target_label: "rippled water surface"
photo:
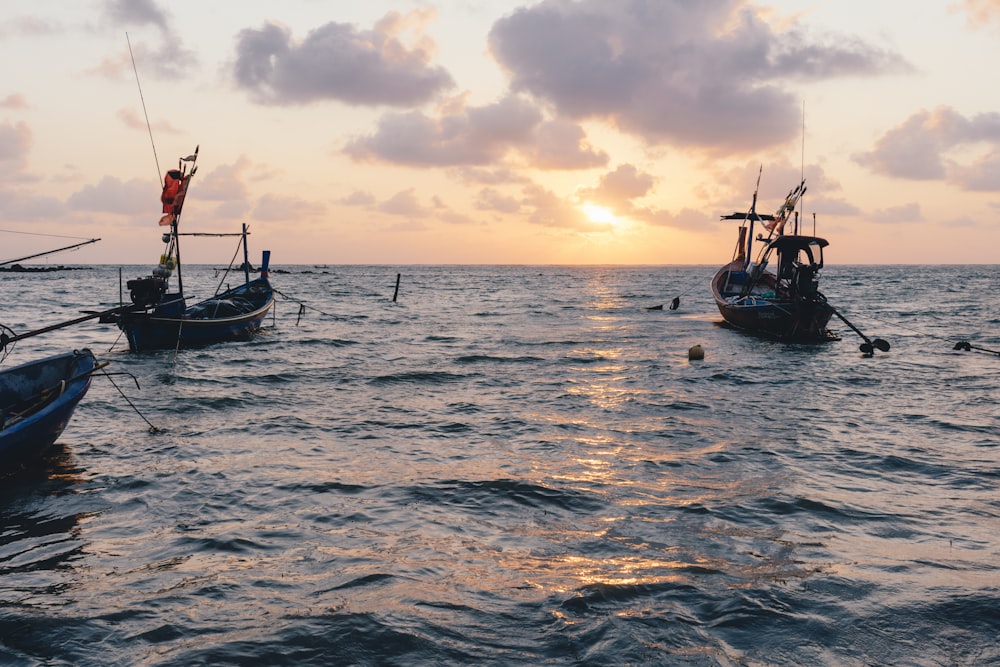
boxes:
[1,264,998,666]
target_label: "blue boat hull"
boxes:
[0,349,96,467]
[118,278,273,351]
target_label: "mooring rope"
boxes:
[841,310,998,357]
[272,287,341,322]
[98,368,160,433]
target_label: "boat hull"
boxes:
[0,349,96,467]
[712,261,834,341]
[118,278,273,352]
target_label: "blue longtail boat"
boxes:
[711,173,836,342]
[0,349,103,467]
[108,147,274,352]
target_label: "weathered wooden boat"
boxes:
[712,176,837,342]
[107,147,274,351]
[0,349,102,467]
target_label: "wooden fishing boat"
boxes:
[712,175,836,342]
[108,147,274,351]
[0,349,101,467]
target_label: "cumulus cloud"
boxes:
[520,183,609,230]
[346,94,607,169]
[577,164,655,207]
[101,0,197,80]
[116,107,181,135]
[0,94,28,110]
[377,188,429,217]
[252,193,326,222]
[0,190,66,222]
[453,166,531,185]
[339,190,377,207]
[233,11,454,106]
[958,0,1000,27]
[0,120,32,168]
[488,0,910,152]
[854,106,1000,191]
[67,175,153,216]
[0,16,63,39]
[475,187,521,214]
[571,164,717,231]
[522,119,608,169]
[106,0,168,30]
[195,156,253,201]
[870,202,923,224]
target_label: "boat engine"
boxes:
[127,276,166,307]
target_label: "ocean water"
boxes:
[0,264,997,666]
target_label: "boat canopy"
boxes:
[766,235,828,252]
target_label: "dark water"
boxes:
[1,264,997,666]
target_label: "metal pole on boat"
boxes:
[242,223,251,285]
[173,220,184,298]
[828,306,890,356]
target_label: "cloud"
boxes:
[233,12,454,106]
[67,175,153,216]
[117,107,181,135]
[102,0,197,80]
[520,183,609,230]
[0,16,63,39]
[340,190,377,207]
[571,164,717,231]
[377,188,429,217]
[346,94,607,169]
[870,202,923,224]
[453,167,531,185]
[0,120,32,168]
[522,119,608,169]
[0,94,28,110]
[0,189,67,222]
[958,0,1000,27]
[106,0,168,30]
[252,193,326,222]
[475,187,521,214]
[854,106,1000,191]
[577,164,655,207]
[630,206,710,230]
[488,0,910,153]
[195,156,253,201]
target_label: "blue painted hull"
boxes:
[118,277,273,351]
[0,349,96,467]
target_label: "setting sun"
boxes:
[581,203,617,225]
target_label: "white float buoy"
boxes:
[688,344,704,361]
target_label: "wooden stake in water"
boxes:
[392,273,401,302]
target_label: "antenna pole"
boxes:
[126,32,161,183]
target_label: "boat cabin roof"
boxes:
[766,235,828,252]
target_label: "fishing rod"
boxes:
[1,238,100,267]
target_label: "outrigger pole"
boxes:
[0,304,134,351]
[0,238,100,267]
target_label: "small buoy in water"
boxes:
[688,344,704,361]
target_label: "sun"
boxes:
[581,203,617,225]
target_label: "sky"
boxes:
[1,0,999,266]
